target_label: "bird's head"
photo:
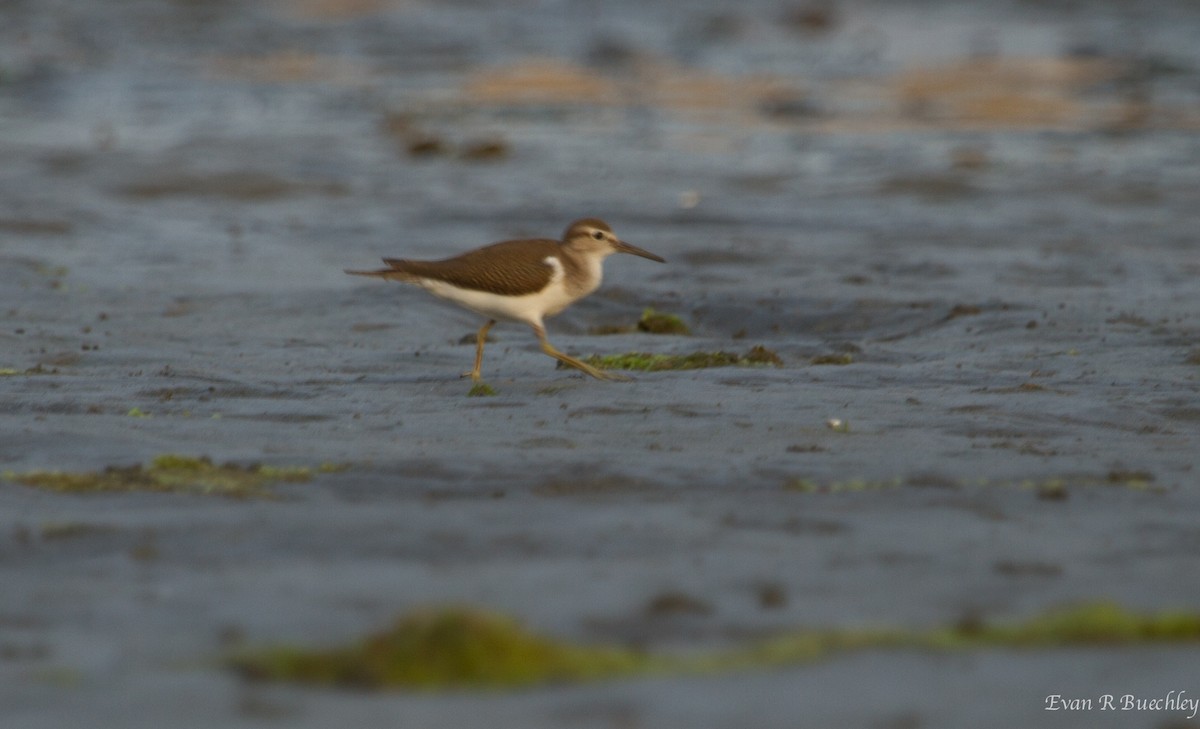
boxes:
[562,218,665,262]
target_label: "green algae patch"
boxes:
[4,454,324,499]
[0,365,61,376]
[589,308,691,336]
[926,602,1200,649]
[810,353,854,366]
[784,477,900,493]
[1011,473,1165,495]
[39,522,115,540]
[825,417,852,433]
[637,308,691,335]
[701,628,908,675]
[467,382,497,397]
[788,474,1168,497]
[231,602,1200,692]
[232,607,651,690]
[585,345,782,372]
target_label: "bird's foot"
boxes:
[592,367,633,382]
[555,357,633,382]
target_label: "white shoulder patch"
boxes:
[542,255,565,283]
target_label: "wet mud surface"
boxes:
[3,0,1200,727]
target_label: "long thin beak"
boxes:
[614,239,666,263]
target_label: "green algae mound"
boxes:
[5,454,344,499]
[232,602,1200,692]
[233,607,649,690]
[585,345,782,372]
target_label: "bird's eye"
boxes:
[592,230,604,240]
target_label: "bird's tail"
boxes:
[344,267,419,282]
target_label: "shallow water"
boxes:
[3,1,1200,727]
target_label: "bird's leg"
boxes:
[533,324,631,382]
[462,319,495,381]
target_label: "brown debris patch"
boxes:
[895,58,1115,127]
[993,561,1063,578]
[275,0,391,21]
[463,58,798,115]
[465,60,623,106]
[782,2,839,34]
[645,592,713,618]
[381,113,509,161]
[426,53,1200,133]
[532,474,658,498]
[458,138,510,162]
[1106,469,1155,485]
[209,51,366,84]
[897,57,1108,124]
[811,55,1200,133]
[0,219,74,236]
[879,175,978,202]
[945,304,983,320]
[637,63,796,113]
[757,583,788,609]
[119,171,348,201]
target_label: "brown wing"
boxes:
[383,239,560,296]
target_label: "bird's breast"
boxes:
[562,253,604,299]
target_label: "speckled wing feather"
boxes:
[382,239,560,296]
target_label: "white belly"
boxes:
[420,277,577,325]
[416,256,591,326]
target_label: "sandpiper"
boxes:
[346,218,665,381]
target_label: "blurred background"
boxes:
[5,0,1199,289]
[4,2,1200,728]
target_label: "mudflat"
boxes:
[3,1,1200,727]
